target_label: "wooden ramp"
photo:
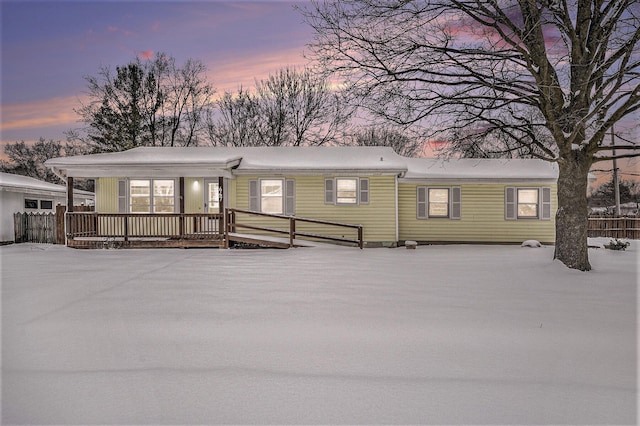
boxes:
[225,209,364,249]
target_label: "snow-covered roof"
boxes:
[0,172,94,197]
[45,146,408,177]
[45,146,559,181]
[45,147,245,178]
[45,147,244,167]
[402,158,559,181]
[232,147,407,174]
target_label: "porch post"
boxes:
[218,176,224,236]
[218,177,224,212]
[66,177,74,213]
[179,177,185,238]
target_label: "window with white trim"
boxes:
[128,179,175,213]
[248,178,295,215]
[336,178,357,204]
[260,179,284,214]
[505,187,551,220]
[517,188,539,218]
[428,188,449,217]
[324,178,369,205]
[417,186,461,219]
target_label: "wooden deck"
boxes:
[66,212,225,249]
[65,209,364,249]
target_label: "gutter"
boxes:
[233,168,408,176]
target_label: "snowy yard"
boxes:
[1,241,637,424]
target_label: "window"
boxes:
[153,180,175,213]
[249,179,295,215]
[40,200,53,210]
[130,180,151,213]
[24,199,38,209]
[128,179,175,213]
[417,186,461,219]
[505,187,551,220]
[260,179,284,214]
[517,189,539,218]
[428,188,449,217]
[336,178,357,204]
[325,178,369,205]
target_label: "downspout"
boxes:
[395,174,399,245]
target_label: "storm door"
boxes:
[204,179,221,213]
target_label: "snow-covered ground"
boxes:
[1,241,637,424]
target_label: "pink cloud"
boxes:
[137,50,154,60]
[151,21,161,32]
[209,47,309,94]
[1,96,82,132]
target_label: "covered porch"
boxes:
[64,174,228,249]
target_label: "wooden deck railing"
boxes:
[588,217,640,240]
[66,212,224,242]
[65,210,364,249]
[226,208,364,249]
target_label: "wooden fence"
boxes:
[14,212,57,244]
[587,217,640,239]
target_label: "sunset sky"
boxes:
[1,1,637,184]
[1,0,312,146]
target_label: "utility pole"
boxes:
[611,126,621,216]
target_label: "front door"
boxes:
[204,179,221,213]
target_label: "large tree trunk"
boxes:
[554,156,592,271]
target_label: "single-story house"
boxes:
[0,172,95,243]
[45,146,558,248]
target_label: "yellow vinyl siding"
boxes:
[96,177,122,213]
[227,179,237,209]
[398,182,557,243]
[185,178,203,213]
[234,175,397,243]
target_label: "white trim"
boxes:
[335,177,359,205]
[259,178,285,215]
[516,187,541,220]
[427,187,451,218]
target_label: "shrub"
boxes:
[604,239,630,251]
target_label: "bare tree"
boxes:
[303,0,640,271]
[1,138,93,189]
[206,88,264,147]
[343,126,425,157]
[207,66,350,146]
[75,53,214,152]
